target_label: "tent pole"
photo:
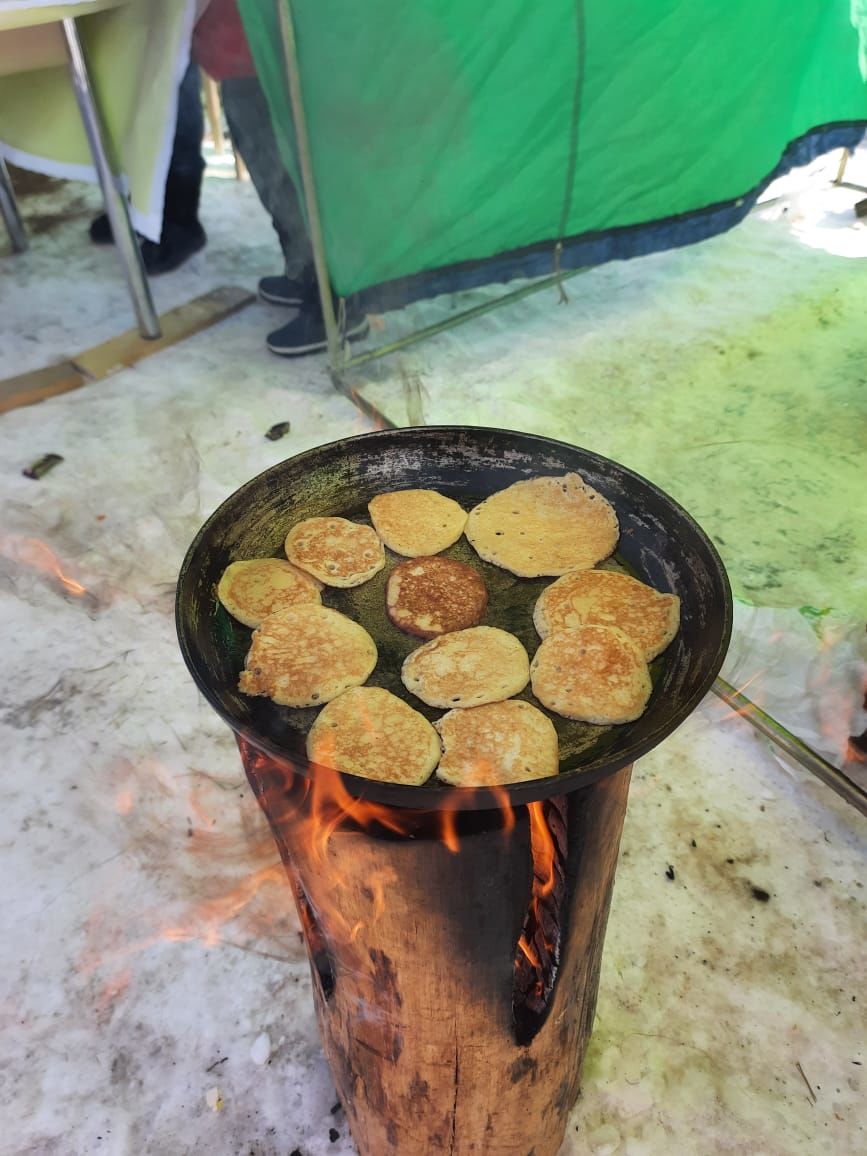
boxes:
[276,0,341,371]
[342,265,588,373]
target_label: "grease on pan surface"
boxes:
[534,568,680,660]
[307,687,440,785]
[435,700,559,786]
[386,556,487,638]
[239,605,377,707]
[466,473,619,577]
[285,516,385,587]
[368,488,467,556]
[217,557,322,628]
[530,624,651,724]
[401,625,530,709]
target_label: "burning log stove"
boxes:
[177,428,731,1156]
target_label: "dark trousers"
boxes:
[221,75,313,278]
[163,61,206,228]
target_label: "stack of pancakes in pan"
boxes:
[217,476,679,788]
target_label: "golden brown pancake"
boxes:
[530,624,651,724]
[465,473,619,577]
[306,687,440,785]
[368,489,467,556]
[238,605,377,707]
[435,700,559,786]
[534,568,680,660]
[401,625,530,708]
[386,556,488,638]
[284,516,385,587]
[217,557,322,628]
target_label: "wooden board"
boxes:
[0,285,254,415]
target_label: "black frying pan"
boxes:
[176,427,732,809]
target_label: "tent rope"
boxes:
[554,0,587,304]
[337,296,347,352]
[553,241,566,304]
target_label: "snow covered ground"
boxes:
[0,140,864,1156]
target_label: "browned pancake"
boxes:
[238,605,377,707]
[217,557,321,628]
[401,625,530,708]
[435,700,559,786]
[284,516,385,587]
[529,624,651,724]
[385,556,488,638]
[306,687,440,786]
[465,473,619,577]
[368,489,467,556]
[533,568,680,660]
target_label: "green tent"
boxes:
[239,1,867,300]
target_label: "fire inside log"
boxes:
[239,737,632,1156]
[513,797,568,1043]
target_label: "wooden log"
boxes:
[241,744,632,1156]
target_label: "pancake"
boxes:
[435,700,559,787]
[217,557,322,628]
[529,624,651,724]
[284,516,385,587]
[534,568,680,660]
[368,489,467,556]
[238,605,377,707]
[386,556,488,638]
[465,473,619,577]
[306,686,440,786]
[401,625,530,709]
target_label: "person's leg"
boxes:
[221,74,313,288]
[139,61,207,273]
[221,74,367,356]
[90,60,207,274]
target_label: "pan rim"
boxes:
[176,425,733,810]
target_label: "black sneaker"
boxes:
[87,214,206,274]
[89,213,113,245]
[266,304,369,357]
[140,220,207,275]
[258,270,315,307]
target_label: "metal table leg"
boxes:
[0,154,28,254]
[60,17,160,339]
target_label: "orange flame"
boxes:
[439,807,460,854]
[285,744,520,866]
[517,935,541,970]
[77,755,302,1016]
[159,864,286,948]
[717,671,765,722]
[490,786,517,836]
[515,801,559,997]
[0,534,87,596]
[346,383,391,433]
[528,802,556,897]
[235,741,525,976]
[114,788,135,816]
